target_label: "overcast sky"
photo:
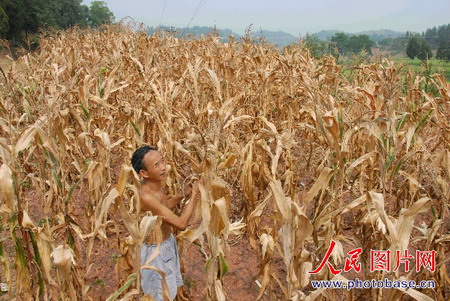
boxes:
[83,0,450,36]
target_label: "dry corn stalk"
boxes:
[0,25,448,300]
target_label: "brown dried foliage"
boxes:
[0,25,448,300]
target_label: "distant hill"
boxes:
[147,26,298,47]
[147,26,406,47]
[314,30,343,41]
[313,29,405,41]
[251,30,298,46]
[147,26,235,40]
[356,29,405,42]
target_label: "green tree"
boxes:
[406,37,421,59]
[437,24,450,42]
[378,37,393,47]
[417,40,433,60]
[55,0,85,28]
[436,40,450,61]
[347,34,375,54]
[330,33,375,56]
[330,32,349,55]
[303,33,328,58]
[0,6,9,38]
[31,0,59,28]
[0,0,115,43]
[87,1,114,28]
[33,0,88,29]
[1,0,39,41]
[79,4,90,27]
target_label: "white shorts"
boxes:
[140,234,183,300]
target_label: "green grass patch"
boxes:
[338,56,450,82]
[391,58,450,81]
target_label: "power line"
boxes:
[158,0,168,29]
[183,0,207,36]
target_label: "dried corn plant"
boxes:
[0,25,448,300]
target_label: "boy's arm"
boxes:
[164,195,184,210]
[164,185,193,209]
[141,194,197,231]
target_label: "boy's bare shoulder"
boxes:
[140,189,168,212]
[141,187,164,202]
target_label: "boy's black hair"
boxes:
[131,145,157,173]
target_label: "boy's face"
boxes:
[140,150,166,182]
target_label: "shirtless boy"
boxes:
[131,145,198,300]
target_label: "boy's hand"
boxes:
[192,181,200,198]
[183,178,199,199]
[183,185,193,198]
